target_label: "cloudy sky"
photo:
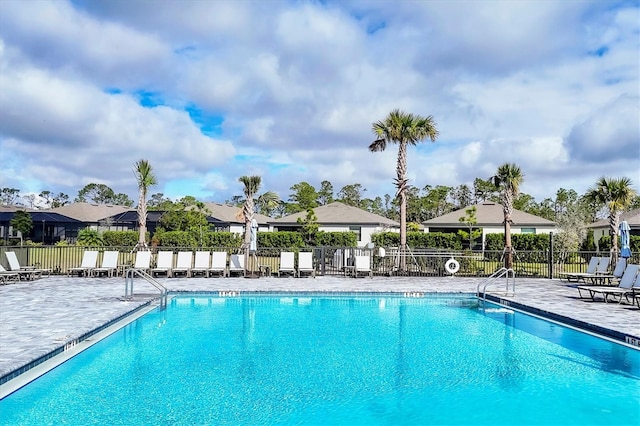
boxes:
[1,0,638,207]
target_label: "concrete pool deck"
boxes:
[1,275,638,385]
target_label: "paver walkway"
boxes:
[1,275,638,382]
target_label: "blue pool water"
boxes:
[1,294,638,425]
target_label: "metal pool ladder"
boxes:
[124,268,168,309]
[477,267,516,302]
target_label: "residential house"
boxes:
[271,202,399,246]
[586,208,640,241]
[0,205,82,244]
[201,203,273,233]
[102,210,227,234]
[50,202,131,231]
[423,201,557,249]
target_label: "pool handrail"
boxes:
[477,267,516,301]
[125,267,168,308]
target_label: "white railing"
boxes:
[477,267,516,301]
[124,268,168,308]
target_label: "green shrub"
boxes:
[598,235,640,253]
[76,228,104,247]
[103,231,139,247]
[155,231,197,248]
[314,231,357,247]
[258,232,304,248]
[204,232,243,249]
[0,238,22,246]
[372,232,462,250]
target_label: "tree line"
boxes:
[3,109,638,269]
[3,177,638,224]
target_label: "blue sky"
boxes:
[0,0,638,207]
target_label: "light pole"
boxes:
[42,220,45,244]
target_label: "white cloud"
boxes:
[0,52,235,197]
[566,94,640,162]
[0,0,638,206]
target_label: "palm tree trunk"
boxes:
[503,193,514,269]
[609,211,619,262]
[504,214,513,269]
[137,188,147,250]
[243,199,255,275]
[396,141,408,271]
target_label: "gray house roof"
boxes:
[423,202,557,227]
[49,202,131,222]
[201,203,272,225]
[272,202,399,227]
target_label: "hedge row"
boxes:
[146,230,357,249]
[371,232,462,250]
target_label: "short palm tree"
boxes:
[491,163,524,269]
[238,175,262,274]
[133,159,157,250]
[584,177,636,260]
[369,109,438,270]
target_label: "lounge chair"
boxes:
[173,252,193,277]
[577,264,639,303]
[298,252,315,278]
[5,251,51,279]
[559,257,603,282]
[586,257,627,285]
[0,265,20,283]
[228,254,245,277]
[92,251,119,277]
[132,251,152,274]
[278,252,296,277]
[354,255,373,278]
[209,251,228,277]
[151,251,174,278]
[68,250,99,277]
[191,251,211,277]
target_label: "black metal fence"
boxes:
[1,245,637,278]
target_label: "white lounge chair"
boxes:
[577,264,639,303]
[151,251,174,278]
[92,251,119,277]
[209,251,228,277]
[229,254,245,277]
[173,252,193,277]
[354,255,373,278]
[132,251,152,274]
[298,252,315,278]
[278,252,296,277]
[559,256,602,282]
[0,265,20,283]
[5,251,51,279]
[191,251,211,277]
[68,250,99,277]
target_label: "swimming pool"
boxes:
[1,294,638,425]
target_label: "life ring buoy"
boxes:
[445,259,460,274]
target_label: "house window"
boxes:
[521,228,536,234]
[349,226,362,241]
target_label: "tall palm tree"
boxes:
[369,109,438,270]
[584,177,636,261]
[491,163,524,269]
[133,159,157,250]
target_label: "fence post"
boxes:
[548,232,554,279]
[319,247,326,276]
